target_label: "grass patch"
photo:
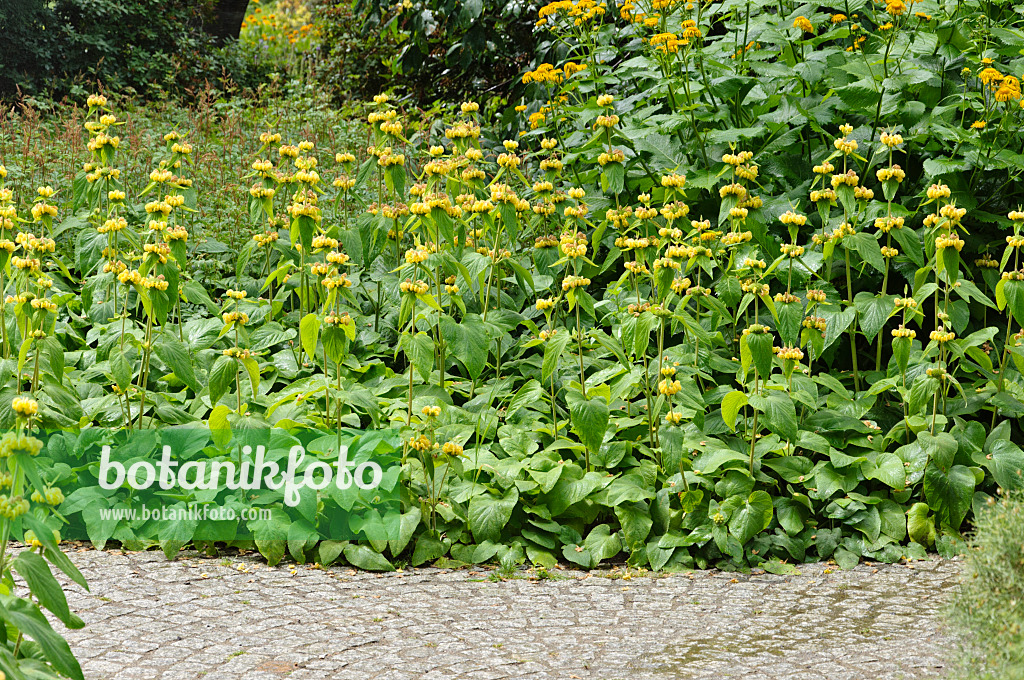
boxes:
[950,492,1024,679]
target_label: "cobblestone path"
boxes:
[52,549,960,680]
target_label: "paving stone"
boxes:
[39,549,960,679]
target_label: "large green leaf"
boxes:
[692,448,748,475]
[919,431,958,471]
[182,280,219,314]
[158,509,197,559]
[317,540,347,567]
[878,499,907,541]
[906,502,935,545]
[544,469,605,515]
[343,544,395,572]
[847,232,885,273]
[774,497,808,535]
[777,300,804,346]
[542,329,573,382]
[43,336,64,385]
[819,306,857,351]
[154,335,201,393]
[241,356,261,397]
[924,463,975,529]
[978,439,1024,491]
[468,486,519,542]
[854,292,896,342]
[562,524,621,568]
[250,510,289,566]
[299,313,321,360]
[13,552,83,629]
[208,355,238,406]
[727,490,773,545]
[1003,279,1024,327]
[721,390,748,431]
[568,392,609,453]
[0,599,84,680]
[862,452,906,489]
[110,351,133,391]
[507,379,546,419]
[633,311,658,357]
[615,502,653,548]
[389,507,422,557]
[400,331,434,383]
[748,391,798,442]
[440,313,490,380]
[743,331,773,379]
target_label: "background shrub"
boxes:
[0,0,63,98]
[317,0,539,103]
[0,0,271,101]
[310,0,400,101]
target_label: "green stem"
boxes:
[845,245,861,391]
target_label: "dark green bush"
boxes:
[951,492,1024,678]
[315,0,539,104]
[310,0,399,101]
[0,0,63,97]
[0,0,271,101]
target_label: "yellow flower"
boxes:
[978,68,1004,85]
[523,63,563,85]
[995,76,1021,102]
[658,379,682,395]
[778,346,805,361]
[880,131,903,147]
[497,153,520,168]
[441,441,463,456]
[11,397,38,418]
[936,233,965,252]
[650,32,683,53]
[563,61,587,77]
[884,0,906,15]
[793,15,814,34]
[779,211,807,226]
[222,311,249,325]
[834,137,858,155]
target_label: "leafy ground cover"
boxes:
[1,0,1024,586]
[7,0,1024,674]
